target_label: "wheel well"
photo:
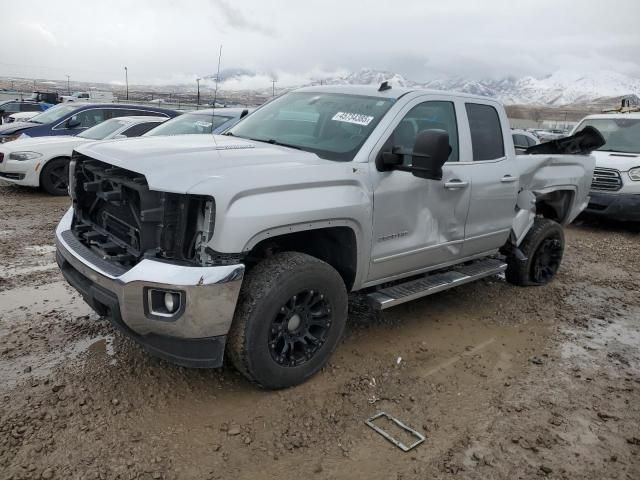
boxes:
[535,190,574,223]
[39,156,70,184]
[245,227,358,290]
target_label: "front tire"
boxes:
[40,158,70,196]
[227,252,348,389]
[505,218,565,286]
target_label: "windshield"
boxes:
[575,118,640,154]
[28,104,76,124]
[145,113,232,136]
[77,118,129,140]
[226,92,394,161]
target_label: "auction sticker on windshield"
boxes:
[332,112,374,126]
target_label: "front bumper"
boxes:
[55,209,245,367]
[0,158,39,186]
[584,192,640,222]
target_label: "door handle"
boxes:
[444,179,469,189]
[500,175,517,183]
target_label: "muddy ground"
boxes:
[1,182,639,480]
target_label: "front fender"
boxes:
[187,170,374,288]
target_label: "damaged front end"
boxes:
[68,153,231,269]
[55,152,246,368]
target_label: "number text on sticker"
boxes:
[332,112,374,126]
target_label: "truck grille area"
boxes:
[591,167,623,191]
[70,154,214,269]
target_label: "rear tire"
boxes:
[505,218,564,286]
[227,252,348,389]
[40,158,70,196]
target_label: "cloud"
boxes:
[20,21,58,45]
[1,0,639,85]
[211,0,275,36]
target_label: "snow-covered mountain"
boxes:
[309,68,640,106]
[430,70,640,106]
[211,67,640,106]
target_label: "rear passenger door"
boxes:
[462,102,519,256]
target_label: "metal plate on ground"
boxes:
[365,412,425,452]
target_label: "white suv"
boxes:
[572,113,640,222]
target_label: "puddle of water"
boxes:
[0,281,87,316]
[87,335,117,366]
[0,334,116,392]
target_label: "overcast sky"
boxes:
[2,0,639,89]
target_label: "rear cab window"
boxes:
[465,103,505,161]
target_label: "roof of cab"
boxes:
[293,84,502,103]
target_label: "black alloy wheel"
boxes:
[41,158,70,196]
[530,235,563,284]
[268,289,332,367]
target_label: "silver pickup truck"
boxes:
[55,84,601,389]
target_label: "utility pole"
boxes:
[33,79,36,91]
[124,66,129,100]
[196,78,201,106]
[271,79,276,97]
[66,75,71,95]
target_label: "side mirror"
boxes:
[410,129,451,180]
[376,129,451,180]
[66,118,81,129]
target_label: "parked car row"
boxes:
[0,103,251,194]
[0,102,178,142]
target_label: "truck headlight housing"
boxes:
[629,167,640,182]
[8,151,43,161]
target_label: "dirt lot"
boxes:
[1,182,639,480]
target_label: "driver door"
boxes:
[367,97,472,283]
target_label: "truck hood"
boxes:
[0,135,86,152]
[0,121,37,135]
[74,134,345,193]
[591,150,640,172]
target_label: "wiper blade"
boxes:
[264,139,303,151]
[235,136,303,151]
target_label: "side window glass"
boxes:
[72,109,106,128]
[4,103,19,113]
[22,104,41,112]
[390,101,459,164]
[513,134,528,148]
[465,103,505,161]
[121,122,157,137]
[108,109,131,119]
[526,136,538,147]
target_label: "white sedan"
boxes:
[0,116,167,195]
[5,111,41,124]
